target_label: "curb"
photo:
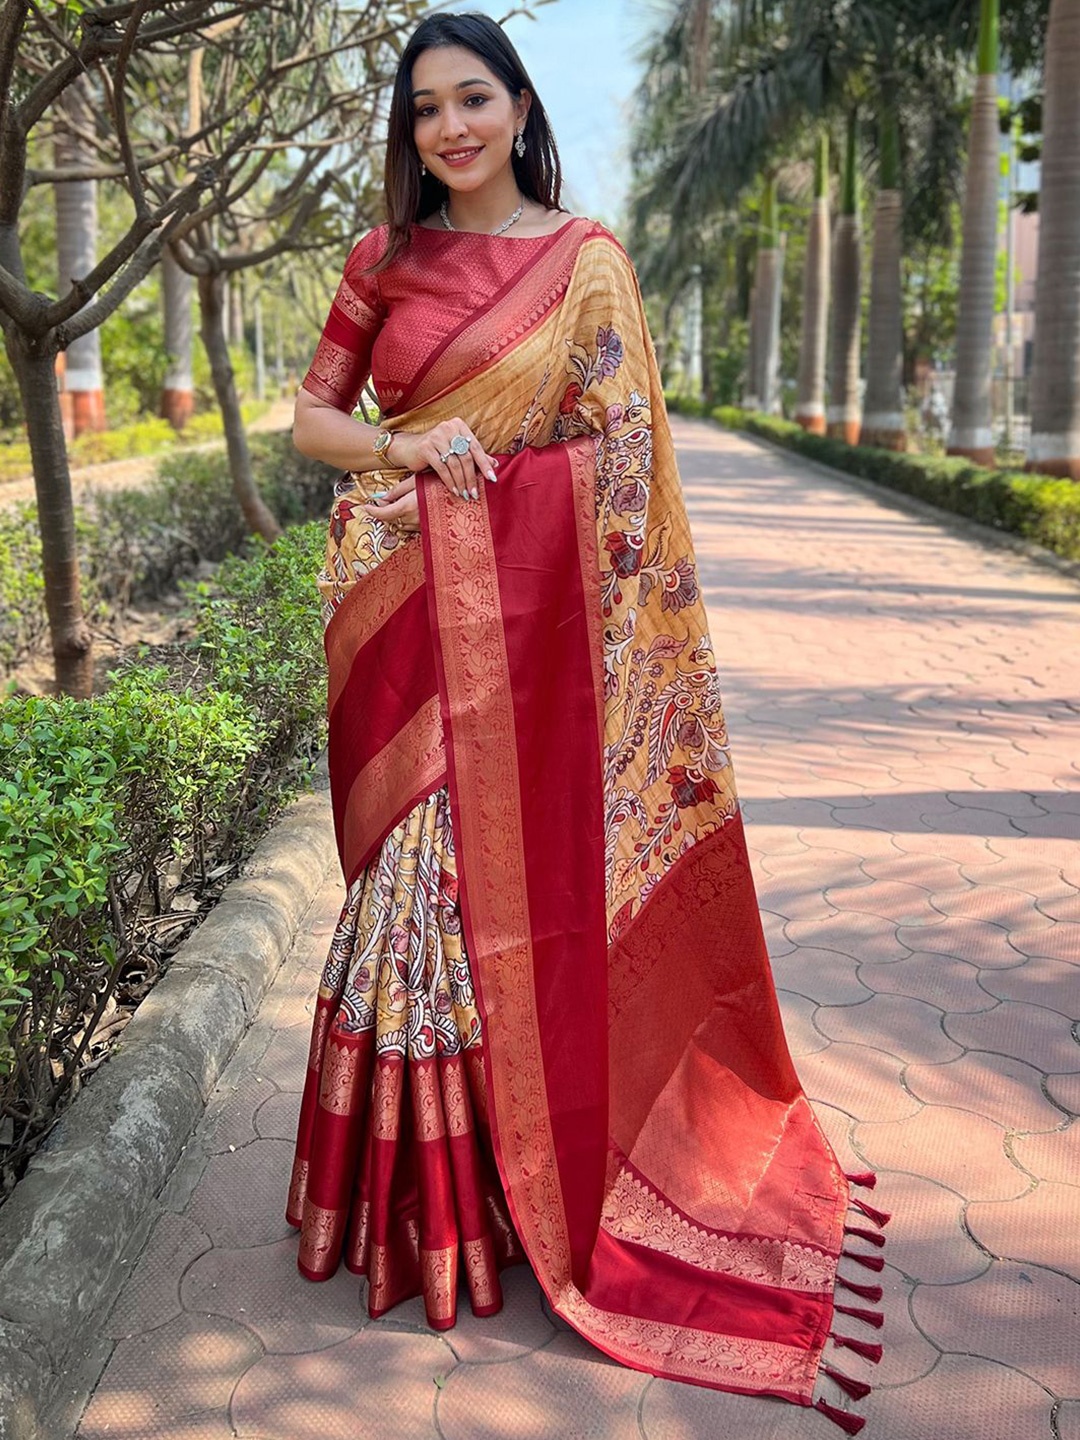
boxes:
[681,414,1080,587]
[0,774,336,1440]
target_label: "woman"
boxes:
[288,13,885,1435]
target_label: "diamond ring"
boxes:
[438,433,471,464]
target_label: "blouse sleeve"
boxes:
[300,229,388,413]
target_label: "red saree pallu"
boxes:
[288,217,887,1433]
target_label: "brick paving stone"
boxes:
[855,1106,1030,1201]
[205,1067,277,1155]
[187,1140,298,1248]
[1046,1072,1080,1116]
[944,1001,1080,1073]
[104,1212,211,1340]
[895,916,1027,969]
[811,1101,863,1174]
[857,950,995,1015]
[863,1352,1053,1440]
[912,1260,1080,1394]
[437,1332,643,1440]
[257,1022,313,1091]
[870,1172,990,1285]
[77,1312,261,1438]
[432,1263,557,1363]
[814,993,962,1064]
[760,907,797,956]
[967,1183,1080,1281]
[784,912,909,965]
[829,1264,939,1390]
[1006,922,1080,966]
[768,946,874,1006]
[1010,1123,1080,1186]
[856,854,971,894]
[979,954,1080,1018]
[640,1375,797,1439]
[794,1042,920,1124]
[254,1088,303,1141]
[904,1052,1069,1133]
[180,1235,366,1353]
[777,990,830,1057]
[233,1327,452,1439]
[825,879,943,929]
[929,884,1052,933]
[1060,1401,1080,1436]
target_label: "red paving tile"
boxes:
[75,418,1080,1439]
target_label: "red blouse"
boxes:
[300,221,582,416]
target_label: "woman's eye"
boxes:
[464,95,487,107]
[415,106,436,119]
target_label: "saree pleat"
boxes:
[288,218,880,1427]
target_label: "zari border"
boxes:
[325,539,426,714]
[420,469,576,1297]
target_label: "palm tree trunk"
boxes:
[54,77,105,437]
[947,0,999,464]
[828,112,862,444]
[198,269,281,541]
[861,88,906,450]
[1027,0,1080,479]
[747,175,782,413]
[7,340,94,694]
[161,247,195,429]
[796,132,830,433]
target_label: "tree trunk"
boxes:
[828,113,862,444]
[8,340,94,695]
[746,176,782,413]
[796,133,830,434]
[197,270,281,541]
[948,0,1000,464]
[743,278,759,408]
[1027,0,1080,479]
[54,77,106,437]
[861,91,906,451]
[161,247,195,429]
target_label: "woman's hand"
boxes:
[389,418,498,501]
[361,473,420,535]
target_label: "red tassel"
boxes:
[838,1276,883,1303]
[816,1397,867,1435]
[836,1303,884,1330]
[844,1224,886,1248]
[831,1332,883,1364]
[845,1171,877,1190]
[842,1248,885,1273]
[852,1197,892,1228]
[823,1365,873,1401]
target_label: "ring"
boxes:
[438,433,471,464]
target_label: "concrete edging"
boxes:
[694,416,1080,587]
[0,775,336,1440]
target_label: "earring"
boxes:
[420,161,427,175]
[514,129,526,158]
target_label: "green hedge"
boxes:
[0,521,327,1191]
[1,431,335,672]
[668,398,1080,564]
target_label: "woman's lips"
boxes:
[439,147,484,168]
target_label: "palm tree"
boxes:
[861,86,906,449]
[1027,0,1080,479]
[795,132,830,433]
[828,112,862,444]
[745,175,783,411]
[54,77,106,437]
[947,0,1000,463]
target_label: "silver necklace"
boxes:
[439,194,524,236]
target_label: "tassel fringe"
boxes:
[845,1171,878,1190]
[842,1248,885,1272]
[816,1397,867,1435]
[822,1365,873,1402]
[838,1276,883,1303]
[831,1331,883,1364]
[851,1197,892,1229]
[835,1303,884,1330]
[844,1224,886,1248]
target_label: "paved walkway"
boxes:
[74,417,1080,1440]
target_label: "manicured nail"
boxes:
[486,470,497,483]
[471,488,480,501]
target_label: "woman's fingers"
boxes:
[469,436,499,484]
[362,492,420,531]
[378,473,417,504]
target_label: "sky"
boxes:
[459,0,658,229]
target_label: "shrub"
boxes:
[674,400,1080,565]
[0,518,328,1193]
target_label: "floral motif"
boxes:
[668,765,719,810]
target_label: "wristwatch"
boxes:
[373,428,396,465]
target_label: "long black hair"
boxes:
[371,11,564,271]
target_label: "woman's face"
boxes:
[410,44,530,194]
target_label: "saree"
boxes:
[287,218,887,1434]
